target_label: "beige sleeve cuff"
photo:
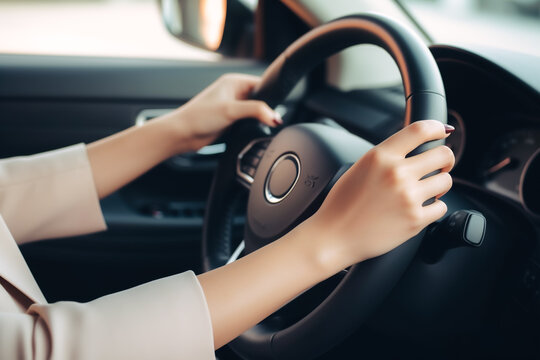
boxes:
[24,271,215,360]
[0,143,106,243]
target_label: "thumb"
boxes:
[227,100,282,127]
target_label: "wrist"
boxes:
[289,216,352,280]
[153,109,197,155]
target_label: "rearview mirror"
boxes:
[160,0,255,56]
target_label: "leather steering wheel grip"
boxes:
[203,13,447,360]
[253,13,446,121]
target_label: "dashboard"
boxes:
[481,128,539,214]
[432,45,540,223]
[446,108,540,216]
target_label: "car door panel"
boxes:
[0,54,264,100]
[0,54,265,301]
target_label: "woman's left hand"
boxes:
[161,73,281,152]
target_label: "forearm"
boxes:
[198,218,343,349]
[87,116,190,199]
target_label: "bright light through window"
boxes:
[0,0,220,61]
[400,0,540,57]
[200,0,227,50]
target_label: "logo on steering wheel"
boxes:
[304,175,319,188]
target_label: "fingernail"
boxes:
[272,112,283,126]
[444,124,455,134]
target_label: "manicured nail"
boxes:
[272,112,283,126]
[444,124,455,134]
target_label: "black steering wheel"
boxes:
[203,13,447,359]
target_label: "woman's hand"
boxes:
[306,120,455,270]
[199,120,455,348]
[161,73,281,152]
[88,73,279,198]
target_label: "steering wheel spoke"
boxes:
[226,240,245,264]
[236,137,272,189]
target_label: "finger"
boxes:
[406,145,455,178]
[223,73,261,85]
[379,120,450,157]
[418,171,453,200]
[422,199,448,225]
[226,100,282,127]
[219,73,261,98]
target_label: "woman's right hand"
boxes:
[199,120,455,349]
[306,120,455,270]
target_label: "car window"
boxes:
[398,0,540,56]
[0,0,220,60]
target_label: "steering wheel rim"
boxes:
[203,13,447,360]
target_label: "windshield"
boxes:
[398,0,540,57]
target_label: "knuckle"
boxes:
[365,149,381,166]
[439,201,449,216]
[221,102,234,120]
[368,148,389,167]
[371,148,383,161]
[409,121,431,136]
[433,201,448,222]
[439,200,448,213]
[440,145,455,162]
[441,172,453,188]
[386,166,407,187]
[400,189,417,209]
[253,102,267,119]
[407,207,424,229]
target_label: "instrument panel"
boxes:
[479,129,540,217]
[445,109,466,165]
[444,109,539,218]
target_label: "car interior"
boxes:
[0,0,539,359]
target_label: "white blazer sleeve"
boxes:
[0,144,106,244]
[0,271,215,360]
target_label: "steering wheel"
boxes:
[203,13,447,359]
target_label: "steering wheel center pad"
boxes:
[245,123,373,251]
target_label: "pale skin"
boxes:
[87,73,455,349]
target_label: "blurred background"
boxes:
[0,0,538,59]
[0,0,219,60]
[401,0,540,56]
